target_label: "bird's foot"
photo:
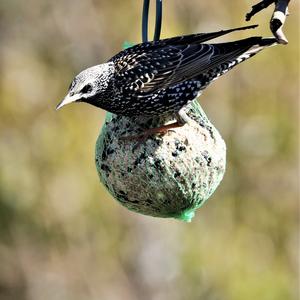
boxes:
[120,121,185,142]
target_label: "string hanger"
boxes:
[142,0,163,42]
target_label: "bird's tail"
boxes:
[159,24,261,46]
[202,37,278,86]
[257,37,278,47]
[233,37,277,63]
[193,24,260,43]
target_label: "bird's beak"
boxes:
[56,94,82,110]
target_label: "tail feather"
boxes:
[158,24,260,46]
[202,37,277,85]
[234,37,277,61]
[257,37,278,47]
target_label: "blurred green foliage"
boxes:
[0,1,299,299]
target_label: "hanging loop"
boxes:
[142,0,162,42]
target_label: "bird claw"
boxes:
[120,120,184,143]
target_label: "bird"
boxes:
[57,24,277,138]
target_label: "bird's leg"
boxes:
[121,108,190,141]
[120,121,184,142]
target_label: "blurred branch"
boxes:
[246,0,290,44]
[270,0,290,44]
[246,0,274,20]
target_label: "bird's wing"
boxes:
[112,36,268,96]
[110,24,259,76]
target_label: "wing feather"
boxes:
[112,37,263,99]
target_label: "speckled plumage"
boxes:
[58,25,277,117]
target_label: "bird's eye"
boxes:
[80,84,93,94]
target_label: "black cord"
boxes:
[142,0,162,42]
[142,0,150,42]
[154,0,162,41]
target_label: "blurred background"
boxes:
[0,0,299,299]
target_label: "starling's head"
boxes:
[56,63,115,110]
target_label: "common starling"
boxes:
[57,25,276,134]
